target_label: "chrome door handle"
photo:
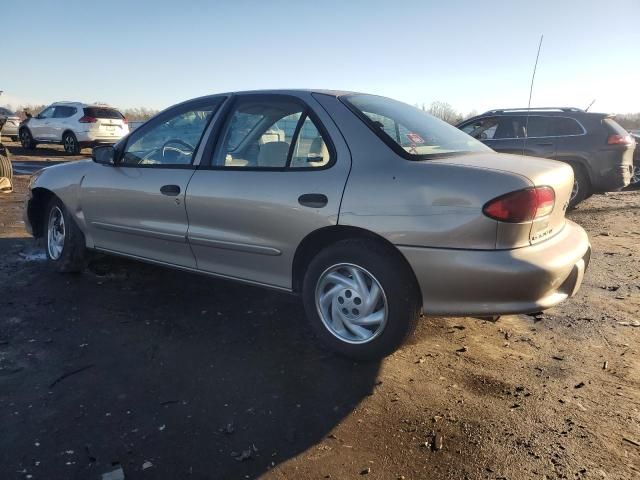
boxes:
[160,184,181,196]
[298,193,328,208]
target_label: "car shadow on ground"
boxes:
[0,239,381,479]
[4,141,90,161]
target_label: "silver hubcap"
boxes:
[64,136,75,152]
[315,263,388,344]
[571,179,579,201]
[21,131,30,146]
[47,206,65,260]
[631,166,640,185]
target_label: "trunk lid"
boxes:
[84,106,129,139]
[431,152,574,246]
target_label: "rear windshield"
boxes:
[84,107,124,119]
[0,107,15,116]
[603,117,628,135]
[343,94,490,159]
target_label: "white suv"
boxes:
[19,102,130,154]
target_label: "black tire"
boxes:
[44,197,86,273]
[0,145,12,181]
[568,164,591,209]
[302,239,421,360]
[62,132,80,155]
[19,128,37,150]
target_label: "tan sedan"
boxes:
[25,90,591,359]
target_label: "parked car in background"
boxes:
[25,90,590,359]
[19,102,129,154]
[0,107,20,141]
[457,108,635,207]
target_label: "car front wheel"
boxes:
[44,197,86,272]
[303,239,421,360]
[630,165,640,188]
[19,129,36,150]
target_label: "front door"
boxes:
[185,94,351,289]
[30,106,55,140]
[80,97,225,267]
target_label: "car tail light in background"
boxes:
[607,134,634,146]
[79,115,97,123]
[483,187,555,223]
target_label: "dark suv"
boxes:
[457,108,635,207]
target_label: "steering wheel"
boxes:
[161,139,195,158]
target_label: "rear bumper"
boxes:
[0,124,19,136]
[399,220,591,317]
[590,147,634,192]
[76,131,126,145]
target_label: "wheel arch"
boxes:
[28,187,57,238]
[292,225,422,301]
[558,156,593,188]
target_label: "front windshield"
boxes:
[343,94,490,158]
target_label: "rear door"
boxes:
[80,97,225,267]
[462,115,556,158]
[185,93,351,289]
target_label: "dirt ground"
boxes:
[0,141,639,480]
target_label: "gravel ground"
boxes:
[0,142,639,479]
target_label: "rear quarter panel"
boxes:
[314,95,531,250]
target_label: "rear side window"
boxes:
[53,106,76,118]
[344,94,490,159]
[547,117,583,136]
[212,96,333,169]
[84,107,124,119]
[0,107,15,116]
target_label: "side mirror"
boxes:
[25,111,32,119]
[92,145,116,165]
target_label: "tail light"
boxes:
[607,134,634,145]
[79,115,97,123]
[483,187,555,223]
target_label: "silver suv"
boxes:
[19,102,129,154]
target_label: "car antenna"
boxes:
[585,99,596,112]
[523,34,544,156]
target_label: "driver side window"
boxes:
[121,101,222,166]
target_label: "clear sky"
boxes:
[2,0,639,114]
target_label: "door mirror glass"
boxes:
[92,145,116,165]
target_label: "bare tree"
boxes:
[427,101,462,125]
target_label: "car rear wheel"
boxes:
[63,132,80,155]
[44,197,86,272]
[302,239,421,360]
[569,165,590,209]
[19,129,36,150]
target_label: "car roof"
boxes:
[459,108,612,126]
[50,101,120,108]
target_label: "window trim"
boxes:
[116,96,226,170]
[460,114,587,141]
[202,93,336,172]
